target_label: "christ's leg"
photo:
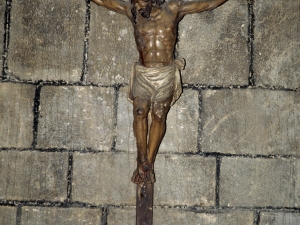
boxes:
[131,97,152,184]
[147,96,173,182]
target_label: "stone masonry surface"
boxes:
[178,0,249,86]
[154,155,216,206]
[153,209,254,225]
[253,0,300,89]
[36,86,115,150]
[107,207,135,225]
[259,212,300,225]
[72,153,215,206]
[0,1,5,73]
[220,157,300,207]
[108,207,254,225]
[0,151,68,201]
[0,83,35,148]
[0,0,299,224]
[201,89,300,155]
[0,206,17,225]
[8,0,86,82]
[87,5,138,85]
[21,207,102,225]
[72,152,136,205]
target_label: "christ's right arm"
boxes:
[91,0,130,15]
[177,0,227,19]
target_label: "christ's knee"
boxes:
[136,108,144,115]
[152,101,170,123]
[133,99,150,119]
[133,105,149,119]
[152,108,167,123]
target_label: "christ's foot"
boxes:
[131,161,156,184]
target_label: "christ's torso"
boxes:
[132,4,178,68]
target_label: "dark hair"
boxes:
[148,0,165,7]
[131,0,165,6]
[131,0,165,23]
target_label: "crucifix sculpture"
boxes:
[91,0,227,223]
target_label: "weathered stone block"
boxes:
[37,86,115,150]
[8,0,85,81]
[107,207,135,225]
[201,89,300,155]
[0,1,5,74]
[254,0,300,89]
[154,209,254,225]
[178,0,249,85]
[0,83,35,148]
[72,153,136,205]
[116,87,199,153]
[115,87,135,152]
[87,4,138,85]
[0,151,68,201]
[154,155,216,206]
[107,208,254,225]
[72,153,215,206]
[259,212,300,225]
[220,157,300,207]
[0,206,17,225]
[21,207,102,225]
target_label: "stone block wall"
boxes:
[0,0,299,224]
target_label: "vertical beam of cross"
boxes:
[136,182,154,225]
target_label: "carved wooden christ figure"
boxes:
[91,0,227,184]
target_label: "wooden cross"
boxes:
[136,183,154,225]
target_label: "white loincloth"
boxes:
[128,58,185,106]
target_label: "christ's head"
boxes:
[131,0,165,19]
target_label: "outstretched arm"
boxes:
[91,0,130,15]
[177,0,227,18]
